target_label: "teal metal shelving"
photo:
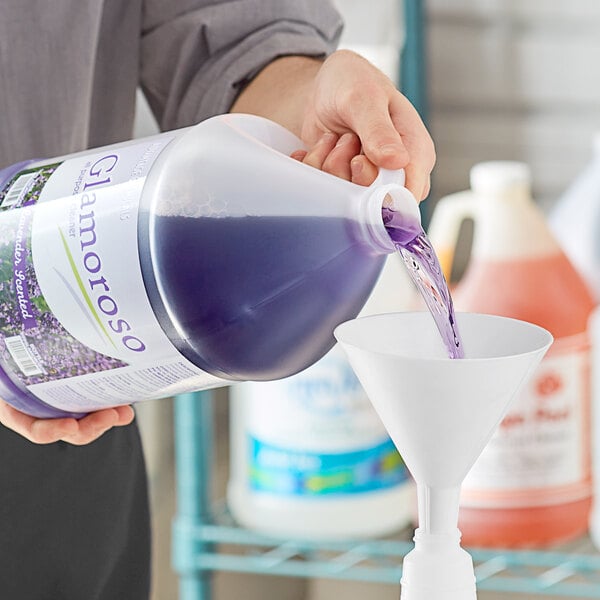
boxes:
[172,392,600,600]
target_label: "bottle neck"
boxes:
[359,185,421,253]
[477,184,530,206]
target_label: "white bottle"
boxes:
[549,132,600,302]
[591,307,600,550]
[550,138,600,550]
[227,255,417,540]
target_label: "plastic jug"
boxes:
[227,255,416,540]
[0,113,419,419]
[428,161,595,548]
[549,132,600,302]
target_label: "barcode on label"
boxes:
[2,172,36,208]
[4,335,44,376]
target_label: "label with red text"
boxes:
[461,334,591,508]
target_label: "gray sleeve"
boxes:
[140,0,343,131]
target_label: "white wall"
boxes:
[427,0,600,209]
[333,0,404,83]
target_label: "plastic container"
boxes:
[428,161,596,548]
[227,255,416,540]
[549,132,600,302]
[0,113,419,419]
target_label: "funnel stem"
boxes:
[417,484,461,535]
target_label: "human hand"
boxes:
[232,50,434,197]
[300,50,435,199]
[291,131,379,187]
[0,399,135,445]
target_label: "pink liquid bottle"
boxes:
[428,161,596,548]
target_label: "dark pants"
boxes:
[0,421,151,600]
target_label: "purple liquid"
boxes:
[383,207,464,359]
[140,215,386,380]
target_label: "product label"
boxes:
[249,436,406,496]
[240,346,410,496]
[0,140,224,411]
[462,334,591,508]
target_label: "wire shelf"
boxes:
[173,392,600,600]
[172,502,600,598]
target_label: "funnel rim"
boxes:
[334,311,553,363]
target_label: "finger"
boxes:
[290,149,307,161]
[60,408,122,446]
[0,399,133,445]
[342,93,410,170]
[301,132,338,170]
[114,405,135,426]
[67,406,134,444]
[400,154,434,201]
[350,155,379,186]
[28,417,81,444]
[422,177,432,200]
[390,99,436,200]
[409,171,432,202]
[362,121,410,170]
[0,400,78,444]
[321,133,361,181]
[24,419,79,445]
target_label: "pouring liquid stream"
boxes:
[382,206,464,359]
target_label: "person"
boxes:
[0,1,435,598]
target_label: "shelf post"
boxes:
[172,391,215,600]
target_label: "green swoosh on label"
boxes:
[58,228,117,350]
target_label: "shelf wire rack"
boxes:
[172,392,600,599]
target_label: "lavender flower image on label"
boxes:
[0,141,224,415]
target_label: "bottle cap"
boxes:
[470,161,532,195]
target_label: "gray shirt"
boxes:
[0,0,342,167]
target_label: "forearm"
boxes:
[230,55,323,138]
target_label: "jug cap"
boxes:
[470,161,532,196]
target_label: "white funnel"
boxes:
[335,312,552,600]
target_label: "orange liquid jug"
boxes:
[428,161,595,548]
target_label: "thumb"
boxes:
[347,99,410,169]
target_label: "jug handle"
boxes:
[372,167,407,188]
[427,191,476,281]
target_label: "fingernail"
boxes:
[351,158,363,176]
[336,133,354,147]
[379,144,401,157]
[290,150,306,161]
[320,132,337,144]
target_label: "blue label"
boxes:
[248,436,409,496]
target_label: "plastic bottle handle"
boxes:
[427,191,477,280]
[373,167,407,187]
